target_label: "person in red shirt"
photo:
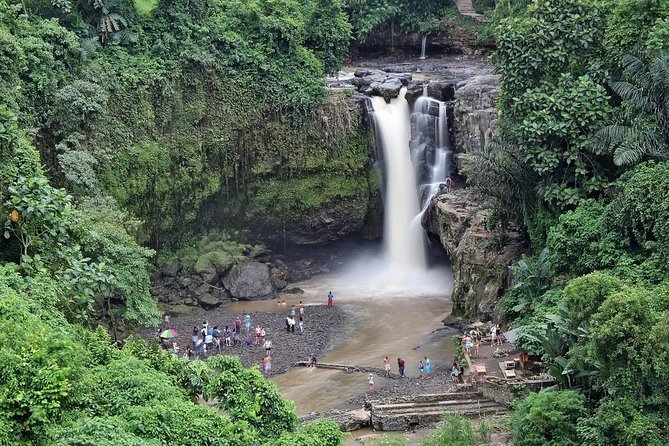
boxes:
[397,357,405,377]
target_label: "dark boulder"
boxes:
[222,262,275,300]
[198,292,224,309]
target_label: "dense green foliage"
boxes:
[465,0,669,444]
[344,0,454,39]
[1,107,160,328]
[0,0,377,248]
[510,391,587,446]
[0,272,343,445]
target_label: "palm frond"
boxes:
[597,55,669,166]
[610,81,658,114]
[622,54,651,90]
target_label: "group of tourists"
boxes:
[370,355,432,390]
[451,362,465,383]
[158,314,275,361]
[490,323,503,346]
[156,293,327,378]
[463,327,483,357]
[284,301,305,334]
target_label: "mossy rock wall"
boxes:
[71,64,376,248]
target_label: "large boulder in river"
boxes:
[423,189,525,321]
[223,262,275,300]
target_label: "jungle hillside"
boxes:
[2,0,669,445]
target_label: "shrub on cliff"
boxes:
[510,390,587,446]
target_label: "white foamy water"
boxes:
[370,90,427,270]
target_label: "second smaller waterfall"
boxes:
[411,95,452,209]
[419,35,428,60]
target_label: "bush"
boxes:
[420,414,474,446]
[510,390,587,446]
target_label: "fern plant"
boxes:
[595,55,669,166]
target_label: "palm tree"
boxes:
[460,138,539,226]
[595,55,669,166]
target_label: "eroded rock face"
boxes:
[423,190,525,321]
[222,262,276,300]
[454,74,500,169]
[286,197,370,245]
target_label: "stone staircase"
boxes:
[368,391,508,431]
[456,0,488,22]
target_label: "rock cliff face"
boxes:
[423,190,524,322]
[453,74,500,163]
[423,72,524,322]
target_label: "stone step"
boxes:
[372,404,509,431]
[369,391,509,431]
[373,400,503,415]
[375,404,508,419]
[369,391,482,406]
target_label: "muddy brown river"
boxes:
[226,263,455,416]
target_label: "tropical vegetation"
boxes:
[3,0,669,443]
[461,0,669,444]
[0,0,458,444]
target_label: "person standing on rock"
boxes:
[263,338,272,354]
[244,314,252,333]
[288,315,295,333]
[383,356,391,377]
[397,357,405,377]
[204,329,214,351]
[254,325,262,345]
[299,316,304,334]
[224,326,232,346]
[368,373,375,392]
[418,360,425,380]
[327,291,334,308]
[234,316,242,334]
[451,362,460,383]
[299,301,304,316]
[424,356,431,379]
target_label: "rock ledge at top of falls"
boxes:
[349,69,412,101]
[423,189,525,322]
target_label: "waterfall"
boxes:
[369,90,427,269]
[335,87,453,296]
[419,35,427,60]
[411,95,452,210]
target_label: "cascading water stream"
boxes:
[331,87,451,294]
[419,35,428,60]
[369,90,427,269]
[411,94,452,212]
[368,87,453,273]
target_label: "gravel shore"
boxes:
[165,304,349,374]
